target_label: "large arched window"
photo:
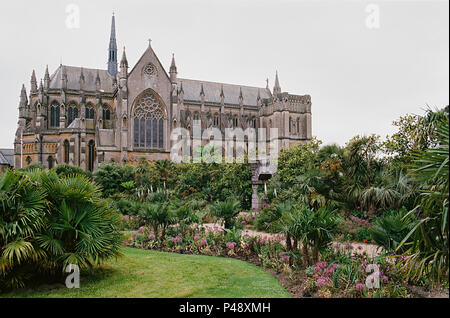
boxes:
[64,140,70,164]
[48,156,54,169]
[102,105,112,129]
[67,104,78,126]
[85,105,95,119]
[88,140,95,172]
[50,103,60,128]
[133,90,166,149]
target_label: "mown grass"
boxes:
[2,247,290,298]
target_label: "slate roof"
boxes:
[0,149,14,166]
[177,78,272,107]
[49,65,115,93]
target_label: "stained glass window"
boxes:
[133,91,165,149]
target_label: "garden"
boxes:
[0,106,448,298]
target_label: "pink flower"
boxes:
[280,255,289,262]
[355,283,365,291]
[199,239,207,246]
[148,233,155,240]
[132,233,137,239]
[313,266,322,275]
[138,226,145,233]
[241,221,246,225]
[316,276,331,287]
[226,242,237,249]
[194,234,201,240]
[251,215,255,219]
[316,261,327,269]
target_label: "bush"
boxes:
[54,164,92,179]
[369,207,418,254]
[0,170,122,290]
[93,162,134,197]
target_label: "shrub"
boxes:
[369,207,418,254]
[93,162,134,197]
[209,199,241,230]
[54,164,92,179]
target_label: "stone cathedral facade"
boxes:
[14,15,312,171]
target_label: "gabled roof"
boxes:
[0,149,14,166]
[49,65,115,93]
[177,78,271,107]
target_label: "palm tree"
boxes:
[139,202,175,240]
[272,201,296,251]
[398,113,449,284]
[209,199,241,230]
[0,170,46,288]
[38,172,123,271]
[154,160,174,190]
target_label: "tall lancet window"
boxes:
[67,104,78,126]
[49,103,60,128]
[133,90,166,149]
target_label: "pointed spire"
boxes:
[273,70,281,95]
[39,79,44,93]
[220,84,225,98]
[30,70,37,93]
[169,53,177,82]
[108,13,118,76]
[179,81,184,94]
[120,47,128,80]
[95,69,101,91]
[239,87,243,100]
[266,78,269,90]
[200,83,205,96]
[44,65,50,89]
[19,84,28,108]
[79,67,85,89]
[257,89,261,100]
[120,46,128,67]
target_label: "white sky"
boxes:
[0,0,448,148]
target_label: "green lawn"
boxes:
[2,247,290,298]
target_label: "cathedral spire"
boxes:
[273,70,281,95]
[120,46,128,79]
[44,65,50,89]
[30,70,37,93]
[19,84,28,108]
[95,69,101,91]
[79,67,85,89]
[169,53,177,82]
[107,13,118,77]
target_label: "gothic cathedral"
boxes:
[14,15,312,171]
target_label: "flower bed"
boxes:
[122,223,415,298]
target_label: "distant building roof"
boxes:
[50,65,115,93]
[176,78,272,107]
[0,149,14,166]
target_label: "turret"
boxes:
[30,70,37,93]
[273,71,281,95]
[44,65,50,90]
[19,84,28,110]
[169,53,177,82]
[79,67,85,90]
[120,46,128,79]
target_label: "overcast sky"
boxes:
[0,0,448,148]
